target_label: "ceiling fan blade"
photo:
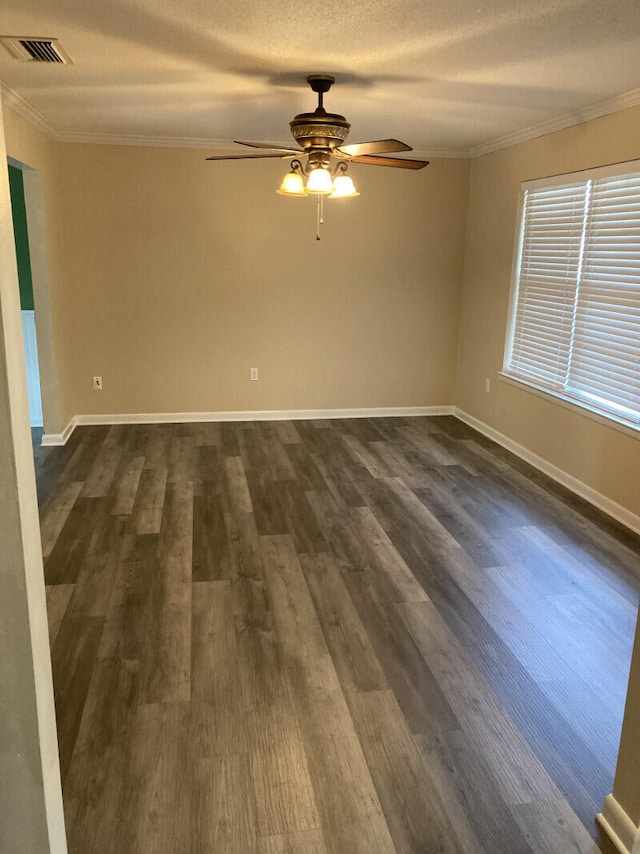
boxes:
[234,140,302,153]
[350,154,430,170]
[205,152,292,160]
[337,139,412,157]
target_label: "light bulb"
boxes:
[306,168,333,194]
[277,171,307,196]
[329,174,359,198]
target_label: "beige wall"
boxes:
[52,144,468,416]
[456,105,640,518]
[3,109,469,424]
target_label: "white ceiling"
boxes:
[2,0,640,156]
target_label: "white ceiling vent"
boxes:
[0,37,72,64]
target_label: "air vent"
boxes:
[0,37,72,64]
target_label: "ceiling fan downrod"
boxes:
[289,75,351,152]
[307,73,335,112]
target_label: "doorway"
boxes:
[8,162,44,433]
[7,156,63,444]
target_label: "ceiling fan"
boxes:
[206,74,428,237]
[207,73,428,170]
[207,74,429,181]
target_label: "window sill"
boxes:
[497,372,640,441]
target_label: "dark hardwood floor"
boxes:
[34,415,640,853]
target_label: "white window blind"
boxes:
[505,164,640,428]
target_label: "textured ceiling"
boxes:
[2,0,640,155]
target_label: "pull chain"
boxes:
[316,194,325,241]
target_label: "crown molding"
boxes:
[469,86,640,158]
[0,82,58,138]
[410,146,472,159]
[53,133,469,159]
[55,130,241,149]
[3,80,640,161]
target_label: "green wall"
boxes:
[8,164,34,311]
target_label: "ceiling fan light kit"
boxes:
[329,171,359,198]
[207,74,428,238]
[305,167,334,195]
[277,164,307,196]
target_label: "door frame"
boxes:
[8,155,63,442]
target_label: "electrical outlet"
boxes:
[484,378,491,393]
[250,368,259,381]
[93,376,103,390]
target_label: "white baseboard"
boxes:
[454,408,640,537]
[41,433,64,446]
[41,418,75,447]
[597,794,640,853]
[56,406,454,444]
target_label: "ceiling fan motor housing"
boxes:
[289,74,350,151]
[289,110,351,151]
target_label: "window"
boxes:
[504,161,640,429]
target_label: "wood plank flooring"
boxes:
[34,416,640,854]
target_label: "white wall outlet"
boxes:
[93,376,103,390]
[484,378,491,393]
[250,368,259,381]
